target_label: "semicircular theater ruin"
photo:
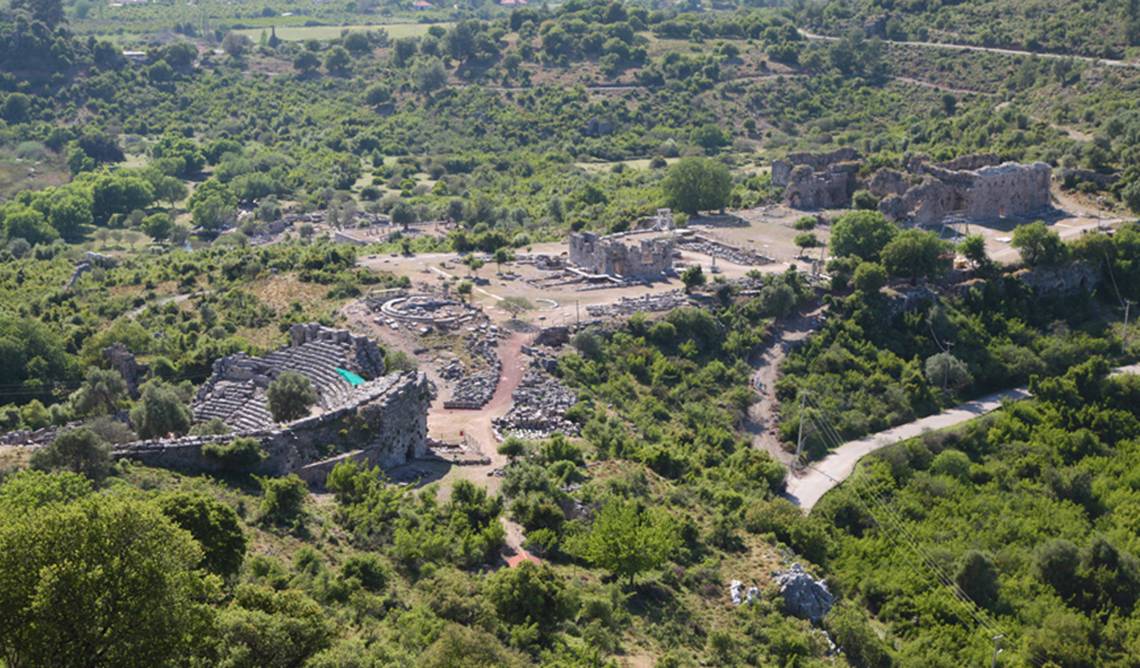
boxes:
[114,324,432,482]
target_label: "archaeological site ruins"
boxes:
[772,149,1053,225]
[568,230,675,280]
[113,324,432,480]
[771,148,861,210]
[875,154,1052,225]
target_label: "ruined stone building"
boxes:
[568,231,675,280]
[874,155,1052,225]
[114,324,432,480]
[771,148,861,209]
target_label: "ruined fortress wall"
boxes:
[965,162,1052,219]
[783,162,859,209]
[771,148,859,187]
[880,159,1052,224]
[114,371,431,477]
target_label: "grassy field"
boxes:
[234,22,451,42]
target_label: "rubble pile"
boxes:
[493,356,578,440]
[586,290,689,317]
[443,324,502,409]
[729,580,761,606]
[677,236,773,266]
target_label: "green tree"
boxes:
[794,232,821,256]
[419,624,525,668]
[500,296,532,318]
[324,46,351,74]
[824,602,892,668]
[497,436,527,461]
[958,233,989,270]
[222,32,252,58]
[567,499,679,585]
[364,82,391,106]
[87,171,155,225]
[142,212,174,240]
[192,195,235,235]
[0,470,92,511]
[1036,538,1081,602]
[0,495,217,667]
[830,211,898,261]
[215,584,332,666]
[29,428,112,484]
[70,366,128,416]
[130,379,192,439]
[293,50,320,75]
[456,280,473,302]
[2,204,57,245]
[157,492,247,579]
[1012,221,1068,266]
[266,371,317,422]
[924,352,973,391]
[493,246,514,272]
[852,261,887,293]
[881,229,950,284]
[415,57,448,94]
[662,157,732,215]
[954,550,999,609]
[43,188,93,241]
[485,561,571,629]
[681,264,706,292]
[258,474,308,527]
[690,123,728,154]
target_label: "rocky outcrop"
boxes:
[104,343,145,398]
[775,563,834,622]
[1015,262,1100,297]
[782,162,859,210]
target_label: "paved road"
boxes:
[786,364,1140,512]
[798,29,1140,70]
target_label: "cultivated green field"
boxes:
[234,22,451,42]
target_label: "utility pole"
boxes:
[575,299,580,328]
[1124,299,1134,349]
[991,634,1004,668]
[793,393,807,470]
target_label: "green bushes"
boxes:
[266,371,318,423]
[202,437,267,470]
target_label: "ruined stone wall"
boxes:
[568,231,674,279]
[771,148,860,187]
[965,162,1052,219]
[114,371,431,477]
[879,158,1052,224]
[783,162,859,209]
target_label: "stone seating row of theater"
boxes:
[192,324,386,431]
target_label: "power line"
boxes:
[798,398,1027,661]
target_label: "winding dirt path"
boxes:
[428,330,533,553]
[745,304,827,467]
[798,29,1140,69]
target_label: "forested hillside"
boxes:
[0,0,1138,666]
